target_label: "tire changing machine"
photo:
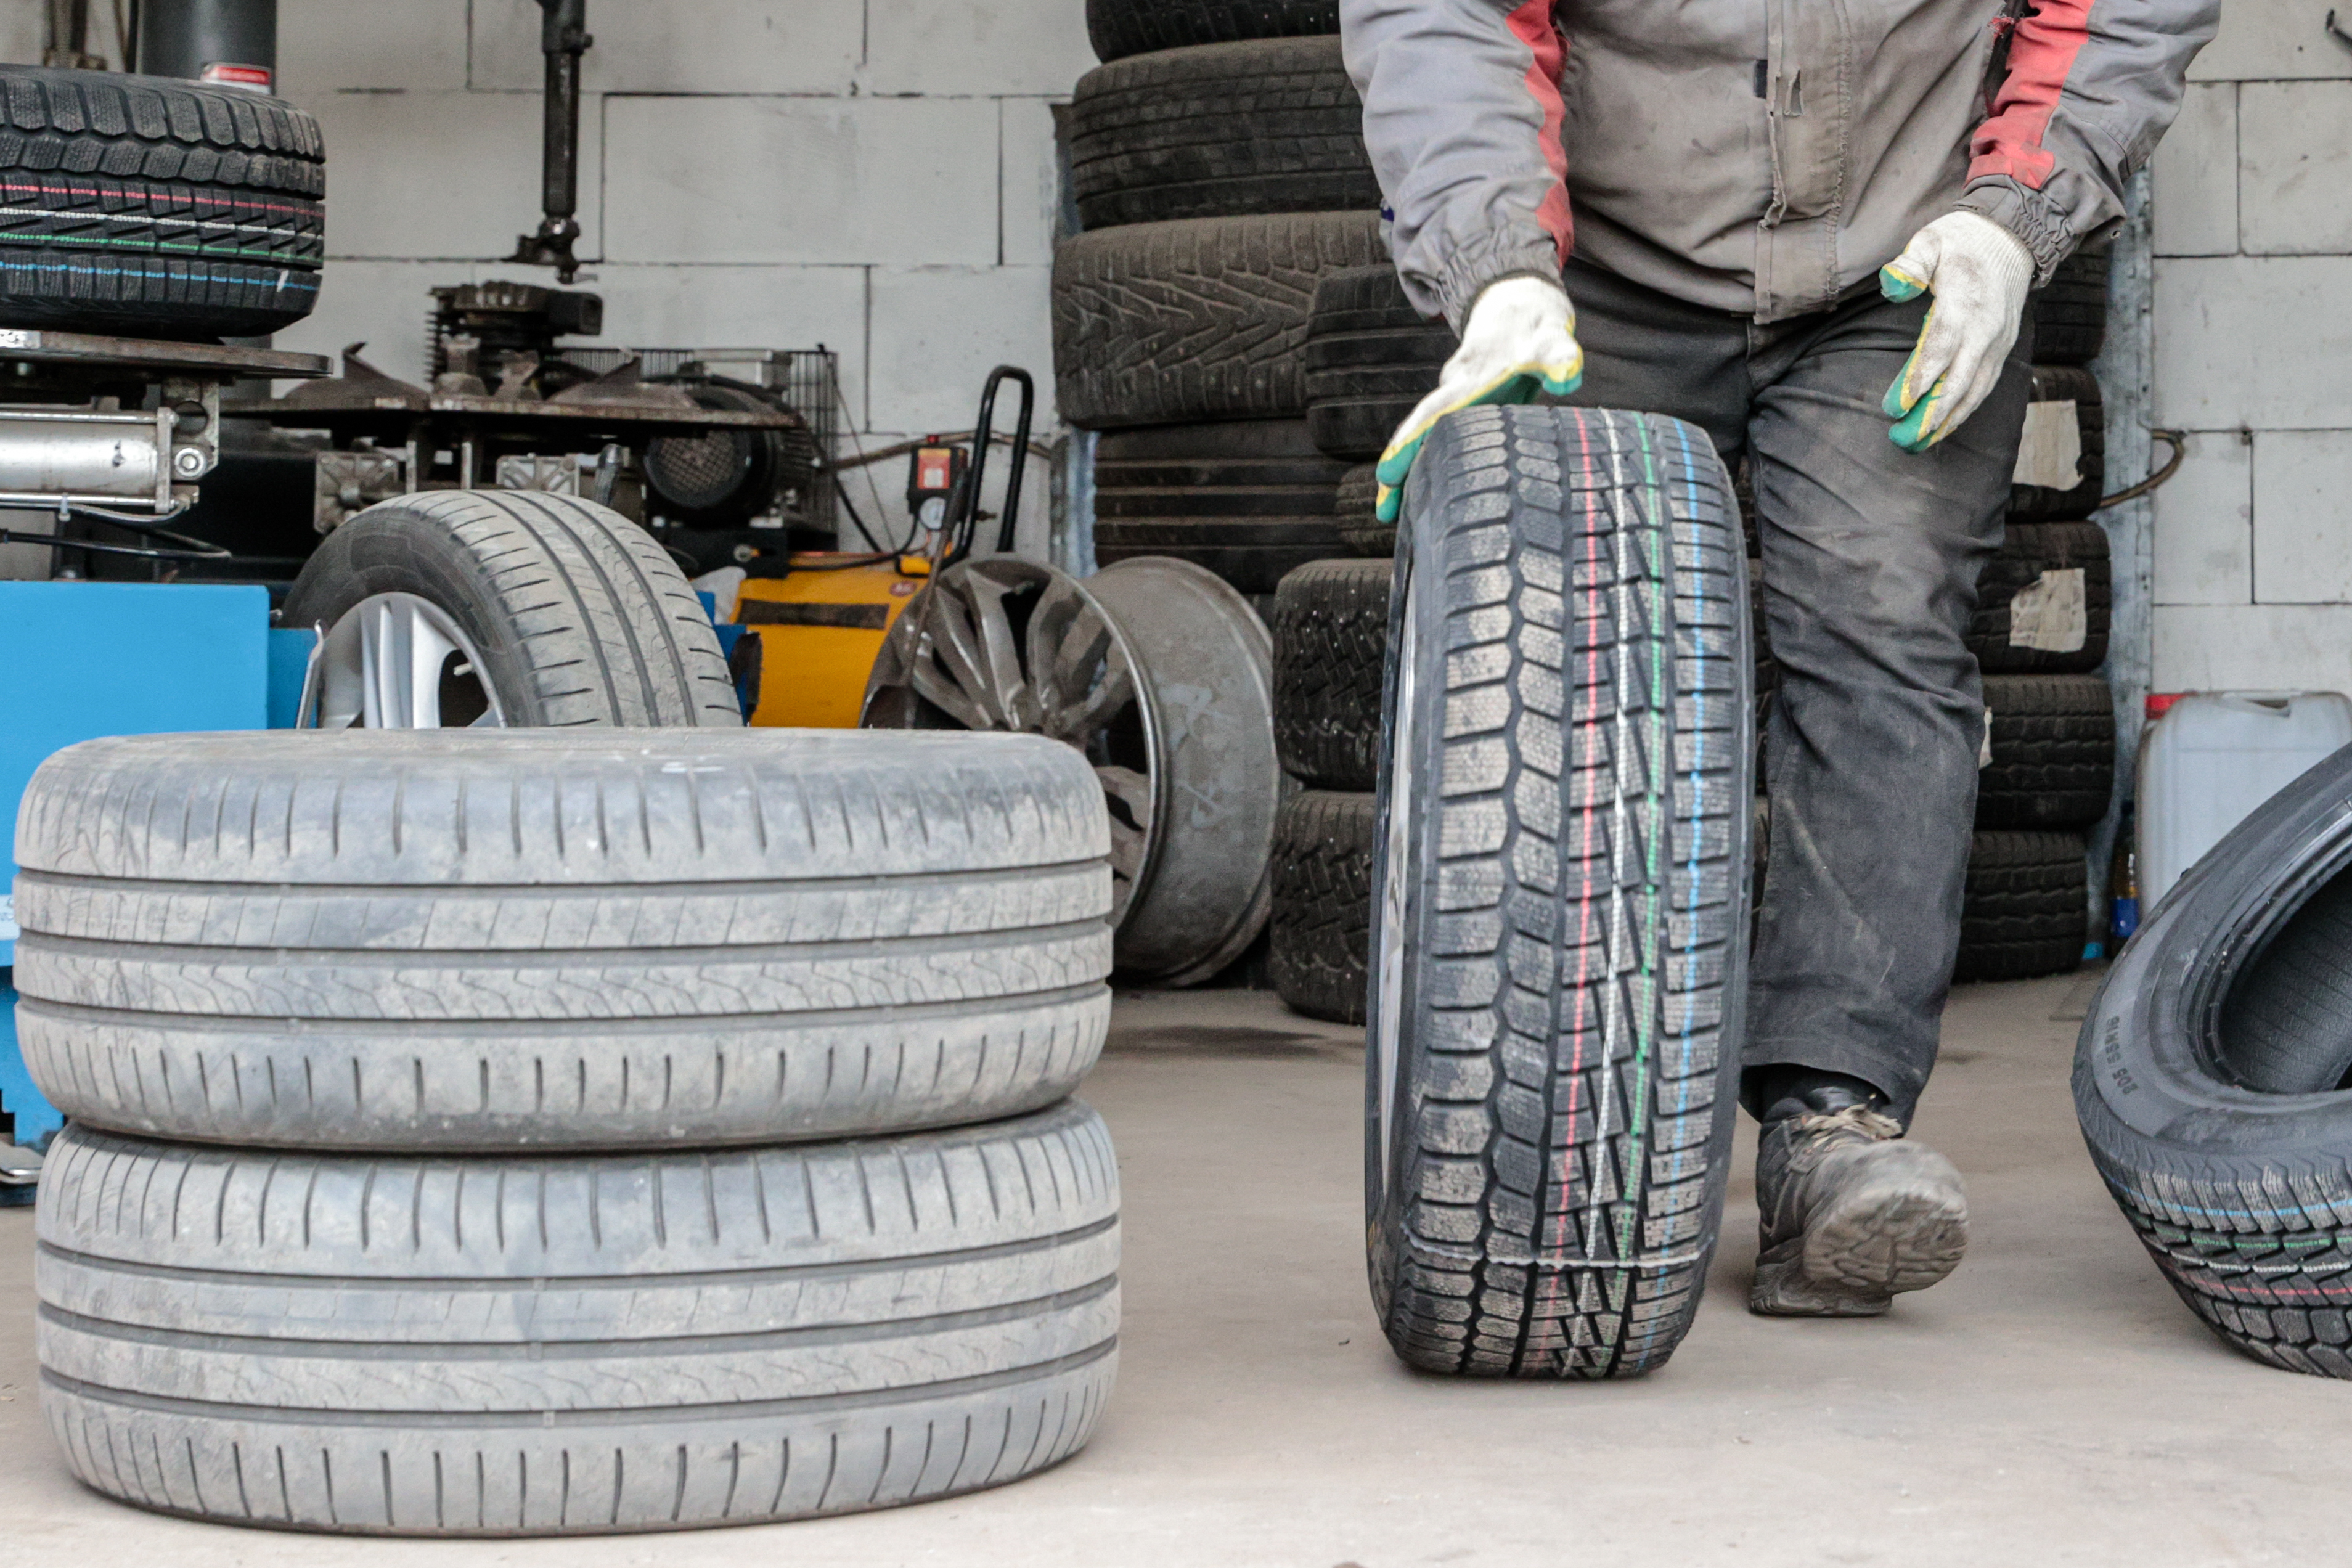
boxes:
[0,329,334,1182]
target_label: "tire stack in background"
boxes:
[12,730,1121,1535]
[1059,0,1412,597]
[1956,251,2117,980]
[1267,557,1390,1022]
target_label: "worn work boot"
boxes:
[1750,1085,1968,1317]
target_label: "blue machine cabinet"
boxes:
[0,582,287,1148]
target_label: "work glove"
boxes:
[1879,211,2035,452]
[1374,275,1583,523]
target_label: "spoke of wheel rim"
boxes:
[963,568,1038,731]
[922,586,1003,727]
[1105,814,1148,891]
[910,629,994,730]
[1046,651,1134,747]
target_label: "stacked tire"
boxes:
[1954,259,2119,981]
[12,730,1121,1535]
[1058,1,1393,592]
[1267,557,1390,1021]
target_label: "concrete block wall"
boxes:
[2149,4,2352,693]
[269,0,1094,553]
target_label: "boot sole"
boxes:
[1750,1149,1968,1317]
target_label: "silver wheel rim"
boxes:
[862,558,1161,923]
[1374,596,1415,1186]
[301,592,508,730]
[863,555,1277,983]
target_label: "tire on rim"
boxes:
[2075,744,2352,1376]
[282,489,741,729]
[1367,405,1754,1378]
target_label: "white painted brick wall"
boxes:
[2154,4,2352,695]
[261,0,1083,550]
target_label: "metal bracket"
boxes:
[2329,9,2352,50]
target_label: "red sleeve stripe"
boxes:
[1506,0,1575,262]
[1969,0,2096,189]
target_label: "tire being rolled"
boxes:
[36,1103,1119,1533]
[2076,743,2352,1376]
[1367,405,1754,1378]
[11,729,1113,1149]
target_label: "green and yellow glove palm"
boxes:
[1879,211,2036,453]
[1374,276,1584,523]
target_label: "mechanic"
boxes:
[1344,0,2215,1317]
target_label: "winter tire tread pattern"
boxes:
[1270,790,1374,1024]
[1972,520,2111,675]
[1977,673,2116,830]
[1955,829,2085,982]
[0,65,324,337]
[1069,38,1375,228]
[1369,405,1754,1379]
[2075,747,2352,1378]
[1053,212,1384,430]
[1085,0,1338,62]
[1271,555,1389,789]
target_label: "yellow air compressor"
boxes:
[733,554,929,727]
[731,366,1034,727]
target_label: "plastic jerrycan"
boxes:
[2138,691,2352,910]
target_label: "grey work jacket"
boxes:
[1342,0,2220,329]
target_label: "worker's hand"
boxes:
[1374,276,1583,523]
[1879,211,2035,452]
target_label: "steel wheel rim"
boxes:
[1374,594,1416,1187]
[862,558,1163,925]
[301,592,508,730]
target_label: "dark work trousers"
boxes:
[1558,255,2033,1125]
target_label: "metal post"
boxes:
[136,0,276,89]
[508,0,591,284]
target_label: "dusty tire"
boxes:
[1068,39,1373,228]
[1052,211,1384,429]
[1085,0,1337,60]
[1954,830,2085,982]
[2011,365,2105,521]
[1092,419,1350,592]
[1977,674,2116,830]
[283,490,742,729]
[2073,745,2352,1375]
[1334,463,1392,555]
[1270,790,1374,1024]
[1303,265,1452,460]
[11,730,1113,1149]
[2031,247,2109,367]
[1971,520,2111,676]
[1270,555,1388,789]
[0,65,324,338]
[36,1102,1119,1533]
[1368,406,1754,1377]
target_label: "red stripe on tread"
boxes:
[1969,0,2096,190]
[1506,0,1574,263]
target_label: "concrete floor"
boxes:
[0,975,2345,1564]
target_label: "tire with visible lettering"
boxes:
[1366,405,1754,1378]
[2075,743,2352,1376]
[36,1102,1120,1533]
